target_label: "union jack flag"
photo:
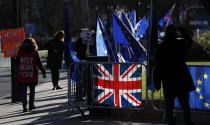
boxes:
[93,63,144,108]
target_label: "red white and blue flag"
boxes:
[93,63,143,108]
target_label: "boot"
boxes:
[56,85,62,90]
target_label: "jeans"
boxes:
[21,85,35,109]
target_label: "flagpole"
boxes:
[146,0,152,98]
[136,0,141,21]
[175,1,180,26]
[84,0,91,28]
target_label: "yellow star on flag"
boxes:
[196,87,201,93]
[203,73,208,79]
[197,79,202,85]
[98,30,102,34]
[204,102,210,108]
[199,95,203,100]
[105,50,108,54]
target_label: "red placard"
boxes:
[1,28,25,57]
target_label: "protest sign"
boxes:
[1,28,25,57]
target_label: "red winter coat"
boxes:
[17,46,46,85]
[17,50,39,84]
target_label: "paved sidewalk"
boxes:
[0,70,162,125]
[0,70,70,125]
[0,70,209,125]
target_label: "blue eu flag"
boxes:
[112,11,132,62]
[128,10,136,28]
[112,11,147,62]
[96,17,108,57]
[104,13,119,62]
[112,12,129,46]
[96,16,116,62]
[158,11,172,27]
[120,12,135,34]
[158,4,176,28]
[64,0,80,84]
[64,0,79,63]
[134,16,149,40]
[175,66,210,110]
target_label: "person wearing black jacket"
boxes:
[16,38,46,112]
[47,30,64,90]
[74,36,87,60]
[74,31,96,60]
[154,25,195,125]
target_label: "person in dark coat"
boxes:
[74,31,96,60]
[16,38,46,112]
[74,36,87,60]
[89,32,96,56]
[47,30,64,90]
[154,24,195,125]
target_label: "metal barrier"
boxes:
[151,65,165,112]
[68,62,147,117]
[67,62,89,116]
[68,62,210,121]
[150,64,210,120]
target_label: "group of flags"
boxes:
[96,4,177,63]
[95,10,147,62]
[64,0,176,68]
[63,0,210,110]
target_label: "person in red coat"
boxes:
[16,38,46,112]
